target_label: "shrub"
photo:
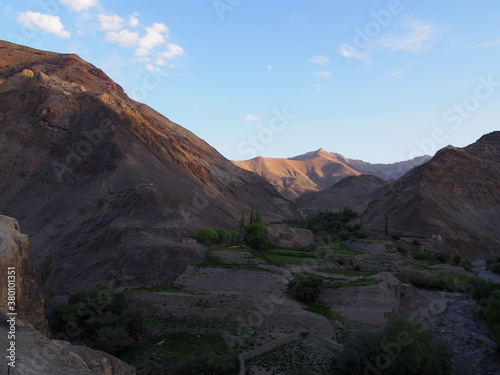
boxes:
[197,227,218,245]
[479,290,500,343]
[288,274,324,302]
[355,225,371,238]
[215,228,231,244]
[333,316,452,375]
[413,250,436,261]
[50,284,144,356]
[245,223,268,250]
[173,347,237,375]
[412,239,422,246]
[397,242,409,255]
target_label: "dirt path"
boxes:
[472,260,500,284]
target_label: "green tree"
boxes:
[385,206,390,236]
[245,223,268,250]
[254,209,262,224]
[215,228,231,244]
[238,209,246,238]
[288,274,324,302]
[249,208,255,225]
[197,227,218,245]
[481,290,500,343]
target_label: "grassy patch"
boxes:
[266,254,324,264]
[325,248,363,256]
[317,268,376,277]
[304,303,337,321]
[325,279,380,288]
[403,271,472,292]
[197,253,273,273]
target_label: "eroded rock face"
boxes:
[267,224,314,249]
[0,215,48,334]
[0,310,135,375]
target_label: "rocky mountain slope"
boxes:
[0,215,134,374]
[296,174,390,213]
[233,149,429,200]
[364,132,500,259]
[0,40,300,297]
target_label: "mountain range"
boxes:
[233,149,430,201]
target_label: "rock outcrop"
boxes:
[0,215,48,334]
[0,40,300,298]
[364,132,500,259]
[267,225,314,249]
[0,310,135,375]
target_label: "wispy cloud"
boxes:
[59,0,100,12]
[98,14,123,30]
[129,14,140,27]
[337,45,369,61]
[308,55,330,66]
[266,65,272,71]
[241,114,261,121]
[378,22,443,53]
[17,11,71,38]
[386,69,406,79]
[314,71,331,78]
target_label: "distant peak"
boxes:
[289,148,339,161]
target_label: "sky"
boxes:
[1,0,499,163]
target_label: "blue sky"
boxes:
[1,0,499,163]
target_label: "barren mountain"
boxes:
[233,149,429,200]
[364,132,500,259]
[296,174,390,213]
[0,40,300,297]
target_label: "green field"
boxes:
[326,279,380,288]
[317,268,377,277]
[265,254,324,264]
[325,248,363,256]
[369,258,393,264]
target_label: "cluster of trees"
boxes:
[197,208,269,250]
[285,208,370,241]
[50,284,144,356]
[333,316,452,375]
[472,277,500,344]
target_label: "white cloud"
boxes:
[162,43,184,59]
[146,64,162,72]
[98,14,123,30]
[337,45,369,60]
[308,55,330,66]
[17,11,71,38]
[136,22,169,56]
[241,114,261,121]
[475,39,500,49]
[105,29,139,47]
[314,71,331,78]
[59,0,99,12]
[129,15,139,27]
[378,22,442,53]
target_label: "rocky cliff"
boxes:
[364,132,500,259]
[0,215,48,334]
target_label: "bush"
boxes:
[215,228,231,244]
[288,274,324,302]
[397,242,409,256]
[173,348,237,375]
[333,316,452,375]
[488,262,500,275]
[412,239,422,246]
[197,227,218,245]
[479,290,500,343]
[50,284,144,356]
[355,225,371,238]
[245,223,268,250]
